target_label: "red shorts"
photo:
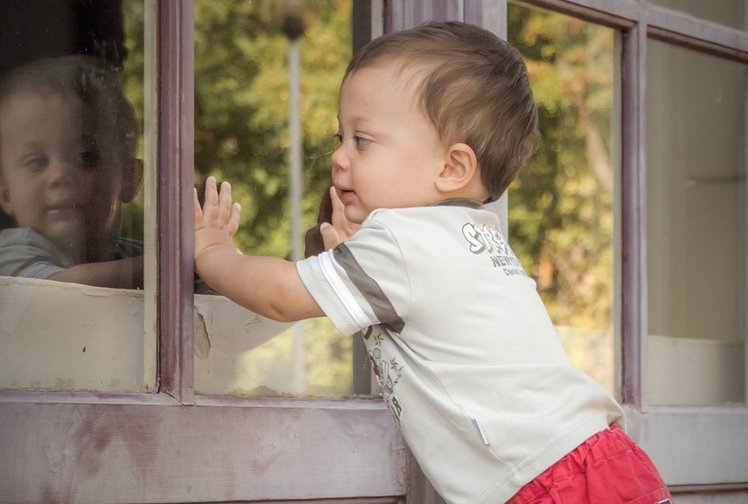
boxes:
[507,424,673,504]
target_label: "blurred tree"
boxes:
[121,0,615,394]
[120,0,353,397]
[120,2,614,331]
[193,0,351,257]
[508,5,615,332]
[192,0,353,396]
[120,0,145,241]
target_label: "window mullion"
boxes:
[158,0,195,403]
[620,21,647,410]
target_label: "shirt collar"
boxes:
[433,198,483,209]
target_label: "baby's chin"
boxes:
[344,207,368,225]
[42,223,88,256]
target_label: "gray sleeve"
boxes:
[296,218,409,336]
[0,229,70,279]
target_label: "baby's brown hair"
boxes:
[0,56,138,171]
[344,21,539,202]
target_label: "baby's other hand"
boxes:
[320,186,359,249]
[193,176,241,258]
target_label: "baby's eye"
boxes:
[353,135,371,148]
[23,155,48,172]
[334,132,343,144]
[80,149,100,167]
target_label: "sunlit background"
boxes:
[173,0,617,397]
[115,0,622,398]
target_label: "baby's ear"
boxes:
[0,179,14,216]
[435,142,479,193]
[120,158,144,202]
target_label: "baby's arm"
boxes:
[194,177,324,322]
[48,256,144,289]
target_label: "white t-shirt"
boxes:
[297,202,623,504]
[0,227,143,279]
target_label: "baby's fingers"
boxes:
[217,181,234,225]
[320,222,342,250]
[202,176,220,224]
[193,187,204,229]
[329,186,344,214]
[226,202,241,237]
[329,187,348,228]
[329,186,359,239]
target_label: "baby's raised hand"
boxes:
[320,186,359,249]
[193,176,241,258]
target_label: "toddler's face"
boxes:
[331,63,447,224]
[0,90,125,258]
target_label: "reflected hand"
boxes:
[194,176,241,259]
[320,186,359,249]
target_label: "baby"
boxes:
[194,21,672,504]
[0,57,143,288]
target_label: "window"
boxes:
[646,40,746,407]
[512,0,748,498]
[651,0,746,30]
[508,3,619,396]
[0,2,406,502]
[0,0,151,393]
[191,0,361,398]
[1,1,747,502]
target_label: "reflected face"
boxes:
[0,90,123,259]
[331,64,447,224]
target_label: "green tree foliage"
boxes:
[118,0,145,241]
[120,0,351,257]
[192,0,353,396]
[122,3,613,334]
[508,5,615,331]
[119,1,615,394]
[120,0,354,397]
[194,0,351,257]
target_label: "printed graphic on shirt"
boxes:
[461,222,526,276]
[365,326,404,421]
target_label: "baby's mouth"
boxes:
[46,201,82,217]
[336,187,355,203]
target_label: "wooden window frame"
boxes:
[0,2,406,502]
[1,1,747,502]
[378,0,748,496]
[516,0,748,493]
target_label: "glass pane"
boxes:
[508,4,618,395]
[193,0,356,396]
[0,0,153,392]
[650,0,747,31]
[646,39,746,406]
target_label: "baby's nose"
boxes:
[47,158,78,183]
[331,145,349,171]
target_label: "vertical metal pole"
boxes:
[289,40,303,261]
[288,37,306,395]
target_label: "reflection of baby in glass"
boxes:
[0,58,143,289]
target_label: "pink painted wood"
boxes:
[0,399,406,503]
